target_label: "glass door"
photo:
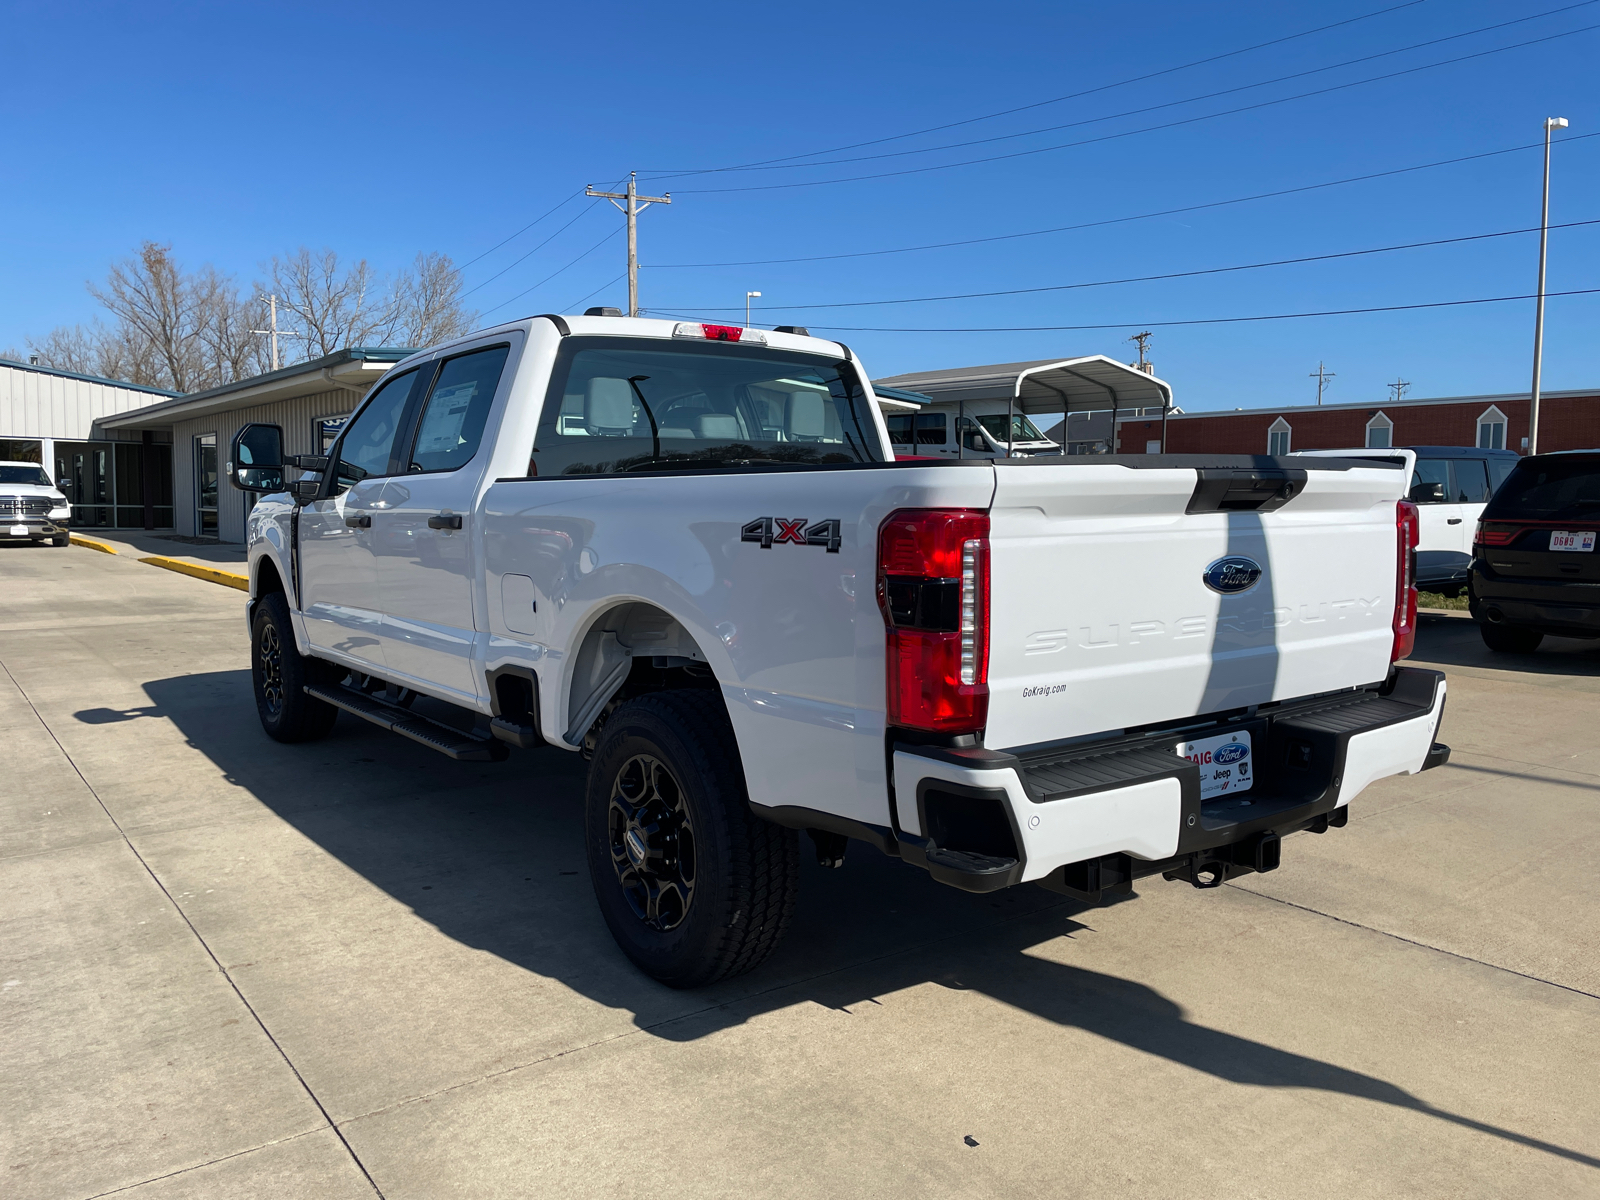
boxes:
[195,435,218,536]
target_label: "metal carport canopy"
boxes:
[876,355,1172,414]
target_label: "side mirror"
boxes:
[230,423,284,493]
[1410,480,1447,503]
[57,478,71,491]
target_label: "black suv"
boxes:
[1469,451,1600,652]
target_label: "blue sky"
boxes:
[1,0,1595,411]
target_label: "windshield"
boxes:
[533,338,884,476]
[0,465,52,486]
[976,414,1047,444]
[1482,458,1600,521]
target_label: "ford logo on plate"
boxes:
[1213,741,1249,764]
[1203,556,1263,595]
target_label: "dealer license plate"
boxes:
[1549,530,1596,552]
[9,524,28,537]
[1176,730,1254,800]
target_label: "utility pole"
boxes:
[1529,116,1569,455]
[1127,330,1152,373]
[1311,361,1335,405]
[1388,378,1411,403]
[587,173,671,318]
[250,294,302,372]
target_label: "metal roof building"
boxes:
[98,348,414,543]
[0,357,181,529]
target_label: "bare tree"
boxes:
[24,240,477,393]
[89,242,219,392]
[392,252,477,348]
[264,248,397,360]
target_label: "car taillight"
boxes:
[877,509,990,733]
[1474,522,1520,547]
[672,322,767,345]
[1393,499,1419,662]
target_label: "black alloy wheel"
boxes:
[608,754,697,931]
[251,591,341,743]
[585,691,799,988]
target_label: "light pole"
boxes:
[1529,116,1569,456]
[746,291,761,328]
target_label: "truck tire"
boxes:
[50,535,69,547]
[585,691,798,988]
[1479,622,1544,654]
[251,592,341,743]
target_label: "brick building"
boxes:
[1116,389,1600,456]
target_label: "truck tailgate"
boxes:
[984,458,1405,750]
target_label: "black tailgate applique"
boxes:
[741,517,841,553]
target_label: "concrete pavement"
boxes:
[2,538,1597,1198]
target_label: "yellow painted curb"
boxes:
[70,534,118,554]
[138,555,250,592]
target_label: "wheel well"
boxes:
[566,602,721,754]
[255,557,285,599]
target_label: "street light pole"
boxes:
[746,291,761,328]
[1529,116,1569,456]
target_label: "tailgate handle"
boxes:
[1186,468,1307,514]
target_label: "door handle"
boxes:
[345,513,371,528]
[428,512,463,530]
[1447,518,1463,525]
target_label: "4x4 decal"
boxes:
[741,517,842,553]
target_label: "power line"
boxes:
[564,272,628,313]
[638,0,1433,180]
[673,22,1600,194]
[669,286,1600,334]
[649,1,1596,181]
[457,190,585,272]
[649,133,1600,269]
[479,228,623,318]
[461,203,604,298]
[657,217,1600,314]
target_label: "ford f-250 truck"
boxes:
[229,313,1450,987]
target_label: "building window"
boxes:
[195,434,218,537]
[1267,417,1292,456]
[1366,411,1393,449]
[1476,405,1507,450]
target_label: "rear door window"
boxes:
[886,415,914,447]
[916,413,947,445]
[1451,457,1491,504]
[408,344,511,473]
[532,337,883,476]
[1483,459,1600,521]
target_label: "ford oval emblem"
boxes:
[1203,556,1262,595]
[1213,741,1249,765]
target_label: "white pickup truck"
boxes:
[231,313,1450,987]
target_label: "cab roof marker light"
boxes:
[672,322,767,346]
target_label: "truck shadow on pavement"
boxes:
[128,667,1600,1173]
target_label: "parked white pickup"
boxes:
[232,314,1449,986]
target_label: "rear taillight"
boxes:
[877,509,990,733]
[1474,522,1520,547]
[672,321,767,345]
[1393,499,1419,662]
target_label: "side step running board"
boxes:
[305,684,509,762]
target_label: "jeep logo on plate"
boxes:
[1203,556,1262,595]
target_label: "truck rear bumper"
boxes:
[890,666,1447,896]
